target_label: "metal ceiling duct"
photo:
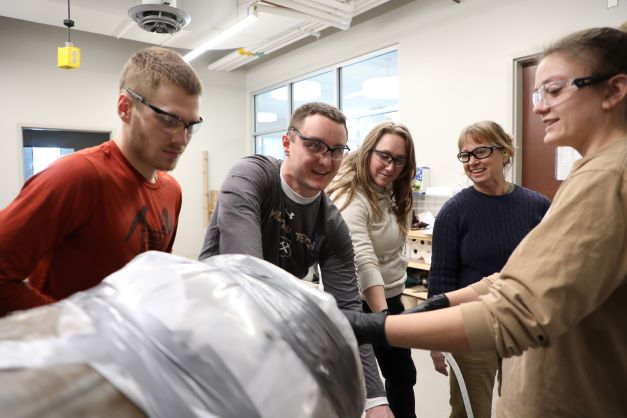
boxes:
[128,1,191,34]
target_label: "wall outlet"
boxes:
[607,0,618,8]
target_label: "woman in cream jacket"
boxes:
[328,122,417,418]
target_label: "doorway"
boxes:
[517,60,562,201]
[22,128,110,182]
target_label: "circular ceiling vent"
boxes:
[128,4,191,34]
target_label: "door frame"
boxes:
[512,53,539,185]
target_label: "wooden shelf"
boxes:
[407,229,432,240]
[401,285,428,307]
[408,260,430,270]
[407,229,432,271]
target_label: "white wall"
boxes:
[1,0,625,258]
[0,17,247,258]
[245,0,626,188]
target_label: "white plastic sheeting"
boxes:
[0,252,365,418]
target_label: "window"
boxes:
[253,48,398,156]
[346,111,399,151]
[22,128,110,182]
[293,71,336,110]
[254,86,289,159]
[255,132,285,160]
[341,51,399,151]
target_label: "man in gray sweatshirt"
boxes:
[199,102,393,418]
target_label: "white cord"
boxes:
[443,352,474,418]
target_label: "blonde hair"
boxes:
[457,121,515,168]
[327,122,416,235]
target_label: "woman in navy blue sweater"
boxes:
[428,121,550,418]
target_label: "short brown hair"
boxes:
[119,46,202,96]
[541,27,627,78]
[288,102,347,135]
[458,121,515,168]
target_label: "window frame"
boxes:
[251,45,399,157]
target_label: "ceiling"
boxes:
[0,0,410,71]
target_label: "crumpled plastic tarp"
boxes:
[0,252,365,418]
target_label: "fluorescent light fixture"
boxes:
[271,0,354,20]
[207,21,325,72]
[306,0,355,14]
[205,0,395,72]
[183,13,258,62]
[353,0,391,15]
[256,3,350,30]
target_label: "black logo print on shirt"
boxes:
[124,206,173,251]
[270,209,291,233]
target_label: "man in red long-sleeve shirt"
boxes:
[0,46,203,317]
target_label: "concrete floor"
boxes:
[410,349,498,417]
[411,349,453,417]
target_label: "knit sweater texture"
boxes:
[428,185,550,297]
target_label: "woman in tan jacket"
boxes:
[345,26,627,417]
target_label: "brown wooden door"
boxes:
[521,62,561,201]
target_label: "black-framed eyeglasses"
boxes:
[289,127,350,161]
[531,74,614,108]
[457,146,503,163]
[124,88,203,138]
[372,149,408,167]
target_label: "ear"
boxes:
[601,74,627,110]
[502,150,511,166]
[117,92,133,122]
[282,133,292,158]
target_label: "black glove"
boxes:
[340,309,388,346]
[402,293,450,314]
